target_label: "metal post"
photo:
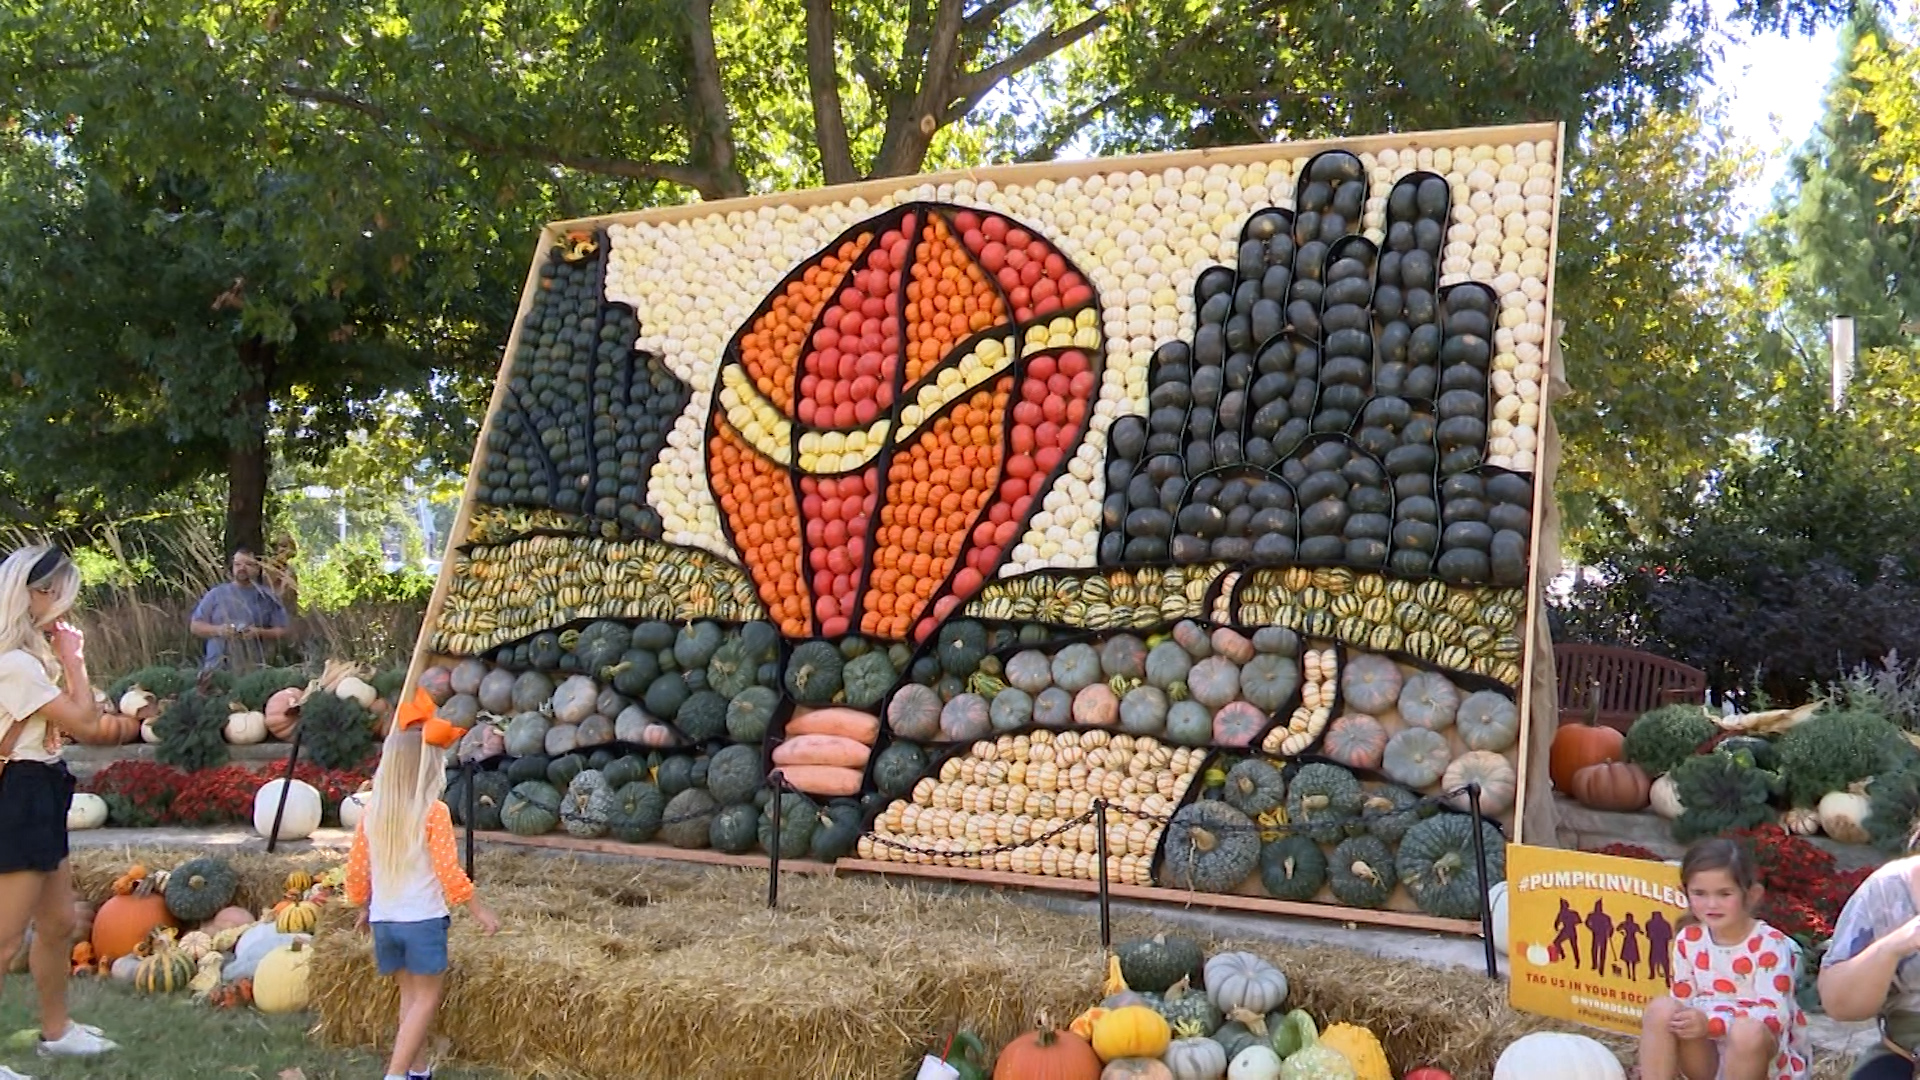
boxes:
[766,772,783,910]
[265,721,304,854]
[1467,782,1499,980]
[463,758,478,883]
[1094,800,1111,951]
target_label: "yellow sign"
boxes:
[1506,844,1686,1035]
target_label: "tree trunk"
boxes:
[224,340,274,556]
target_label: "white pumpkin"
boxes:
[225,709,268,745]
[1226,1046,1282,1080]
[339,789,372,831]
[1493,1032,1624,1080]
[251,778,322,841]
[1489,880,1510,955]
[118,688,155,719]
[334,676,378,709]
[1781,806,1822,836]
[1649,774,1684,819]
[109,954,141,983]
[1166,1036,1229,1080]
[1818,788,1871,845]
[66,792,108,830]
[140,715,161,744]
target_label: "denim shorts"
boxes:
[371,917,450,976]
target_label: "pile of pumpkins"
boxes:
[66,858,334,1014]
[66,773,371,838]
[954,932,1625,1080]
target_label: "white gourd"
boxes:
[224,710,268,745]
[333,676,378,708]
[1493,1032,1624,1080]
[1648,774,1684,820]
[251,779,322,841]
[1227,1045,1283,1080]
[1489,881,1510,955]
[1817,788,1871,845]
[67,792,108,830]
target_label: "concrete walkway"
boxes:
[74,826,1877,1059]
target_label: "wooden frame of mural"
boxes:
[408,121,1567,936]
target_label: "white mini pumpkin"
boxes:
[1226,1045,1282,1080]
[1203,951,1289,1015]
[224,709,268,745]
[1166,1036,1229,1080]
[338,789,372,831]
[67,792,108,831]
[251,778,322,841]
[1493,1031,1624,1080]
[1817,788,1871,845]
[1489,880,1510,955]
[1648,774,1684,819]
[333,676,378,709]
[140,715,161,744]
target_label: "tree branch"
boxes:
[805,0,858,185]
[962,0,1029,30]
[1019,90,1125,162]
[873,0,968,177]
[277,83,730,196]
[682,0,746,197]
[947,10,1110,120]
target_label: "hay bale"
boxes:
[70,845,341,913]
[310,855,1100,1080]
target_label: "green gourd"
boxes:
[501,781,562,836]
[163,857,238,923]
[841,651,898,710]
[937,621,989,676]
[1160,801,1259,893]
[1151,978,1223,1038]
[808,802,864,862]
[709,803,760,853]
[561,770,616,839]
[756,791,818,858]
[726,686,779,744]
[705,743,765,806]
[1258,836,1328,902]
[1326,835,1397,909]
[1115,933,1205,994]
[785,642,845,704]
[1285,764,1363,844]
[660,789,718,848]
[873,742,930,798]
[608,782,665,843]
[1223,759,1287,818]
[1272,1011,1356,1079]
[1396,813,1507,919]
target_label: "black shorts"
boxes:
[1853,1050,1918,1080]
[0,760,75,874]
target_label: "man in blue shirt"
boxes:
[189,547,291,671]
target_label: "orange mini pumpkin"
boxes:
[1568,760,1652,812]
[1068,1007,1110,1042]
[993,1015,1103,1080]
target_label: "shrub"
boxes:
[1773,708,1914,807]
[1623,705,1718,776]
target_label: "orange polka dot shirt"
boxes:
[344,800,474,922]
[1668,921,1810,1079]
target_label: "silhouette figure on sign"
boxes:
[1585,899,1615,975]
[1619,912,1643,981]
[1645,910,1673,983]
[1552,898,1582,967]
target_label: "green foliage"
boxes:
[1623,706,1719,777]
[1670,752,1776,842]
[1774,709,1913,806]
[152,692,229,772]
[105,665,191,703]
[1866,766,1920,853]
[297,537,435,612]
[297,691,378,771]
[1823,652,1920,731]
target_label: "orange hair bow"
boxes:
[396,687,463,749]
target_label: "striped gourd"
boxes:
[274,901,320,934]
[134,946,194,994]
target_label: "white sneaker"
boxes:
[0,1065,34,1079]
[36,1022,115,1057]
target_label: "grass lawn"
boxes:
[0,979,503,1080]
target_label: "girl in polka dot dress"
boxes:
[1639,838,1810,1080]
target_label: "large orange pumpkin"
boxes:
[992,1018,1103,1080]
[91,893,177,961]
[1568,761,1652,812]
[264,688,304,740]
[1549,715,1625,793]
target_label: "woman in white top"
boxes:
[0,545,117,1075]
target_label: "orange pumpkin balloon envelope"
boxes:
[708,204,1102,642]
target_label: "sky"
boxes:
[1713,10,1843,220]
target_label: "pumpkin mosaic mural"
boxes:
[412,123,1564,926]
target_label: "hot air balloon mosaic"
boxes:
[417,124,1563,928]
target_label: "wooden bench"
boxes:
[1554,644,1709,734]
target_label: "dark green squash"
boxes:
[809,802,864,862]
[1327,835,1397,908]
[630,620,676,652]
[608,782,666,843]
[706,634,760,699]
[1258,835,1328,901]
[586,748,617,771]
[756,791,817,858]
[706,743,766,806]
[675,690,730,742]
[644,671,691,720]
[1115,933,1205,994]
[561,771,617,839]
[602,754,647,790]
[1358,782,1433,844]
[726,686,779,744]
[451,770,513,832]
[709,803,760,853]
[674,620,726,669]
[501,781,563,836]
[1287,763,1364,843]
[1396,813,1507,919]
[842,651,899,710]
[1717,735,1776,771]
[657,755,695,798]
[660,788,719,848]
[546,752,586,790]
[1151,978,1223,1036]
[936,620,989,677]
[163,857,238,923]
[610,649,660,697]
[506,753,551,784]
[785,642,845,705]
[1159,800,1260,893]
[873,742,930,798]
[1222,759,1287,818]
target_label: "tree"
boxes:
[1848,13,1920,221]
[0,0,1854,546]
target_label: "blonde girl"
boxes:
[344,708,499,1080]
[0,545,117,1077]
[1639,838,1810,1080]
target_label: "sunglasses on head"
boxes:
[26,547,67,589]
